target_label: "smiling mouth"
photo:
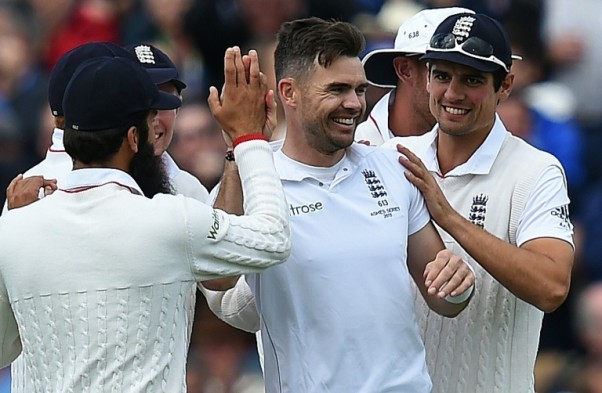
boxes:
[443,106,468,115]
[332,117,355,126]
[155,132,164,141]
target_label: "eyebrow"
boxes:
[325,82,369,90]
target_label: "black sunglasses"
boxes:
[428,33,510,72]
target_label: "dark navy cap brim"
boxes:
[421,51,503,73]
[146,68,187,91]
[154,90,182,110]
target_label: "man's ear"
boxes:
[497,72,515,103]
[126,126,139,153]
[393,56,413,81]
[278,78,297,109]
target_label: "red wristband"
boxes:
[232,134,268,149]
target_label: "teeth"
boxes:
[155,133,163,140]
[332,118,354,125]
[444,106,468,115]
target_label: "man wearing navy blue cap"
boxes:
[0,48,291,392]
[2,42,133,213]
[126,43,210,202]
[382,13,575,392]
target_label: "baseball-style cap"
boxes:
[126,44,187,93]
[48,42,135,116]
[362,7,474,88]
[421,13,521,73]
[63,56,182,131]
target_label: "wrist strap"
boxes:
[232,134,268,149]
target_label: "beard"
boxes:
[130,140,174,197]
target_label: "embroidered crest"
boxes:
[134,45,155,64]
[468,193,488,228]
[362,169,387,199]
[451,16,476,42]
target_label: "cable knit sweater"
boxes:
[0,140,291,392]
[409,135,566,393]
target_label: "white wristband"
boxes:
[444,262,476,304]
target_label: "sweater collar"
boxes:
[60,168,143,195]
[422,114,508,176]
[49,128,65,152]
[161,151,179,181]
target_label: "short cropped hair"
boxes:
[274,17,365,83]
[64,112,150,165]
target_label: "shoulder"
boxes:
[383,134,432,153]
[503,134,563,170]
[171,170,210,202]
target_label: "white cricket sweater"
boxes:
[0,140,291,392]
[408,134,566,393]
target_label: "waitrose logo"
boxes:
[289,202,323,216]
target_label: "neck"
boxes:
[72,160,128,172]
[388,88,435,137]
[281,126,346,167]
[436,122,494,175]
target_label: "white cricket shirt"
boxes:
[248,143,432,393]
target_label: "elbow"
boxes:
[538,281,571,313]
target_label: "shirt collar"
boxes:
[161,152,179,181]
[274,143,365,182]
[368,91,394,142]
[50,128,65,152]
[422,114,508,176]
[60,168,143,195]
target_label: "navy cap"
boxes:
[48,42,135,116]
[126,44,187,92]
[421,13,520,73]
[63,56,182,131]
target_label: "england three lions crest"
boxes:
[469,193,488,228]
[362,169,387,199]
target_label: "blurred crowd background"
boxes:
[0,0,601,392]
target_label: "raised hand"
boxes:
[208,47,268,142]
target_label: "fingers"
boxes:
[233,47,245,86]
[424,250,474,299]
[6,173,23,198]
[265,88,276,110]
[248,49,260,86]
[397,144,424,172]
[242,54,251,84]
[223,47,236,86]
[263,89,277,140]
[43,179,58,195]
[207,86,221,115]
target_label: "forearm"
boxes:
[198,277,260,332]
[207,160,244,289]
[194,140,290,272]
[213,160,243,215]
[440,212,573,312]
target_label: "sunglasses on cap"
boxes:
[428,33,519,72]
